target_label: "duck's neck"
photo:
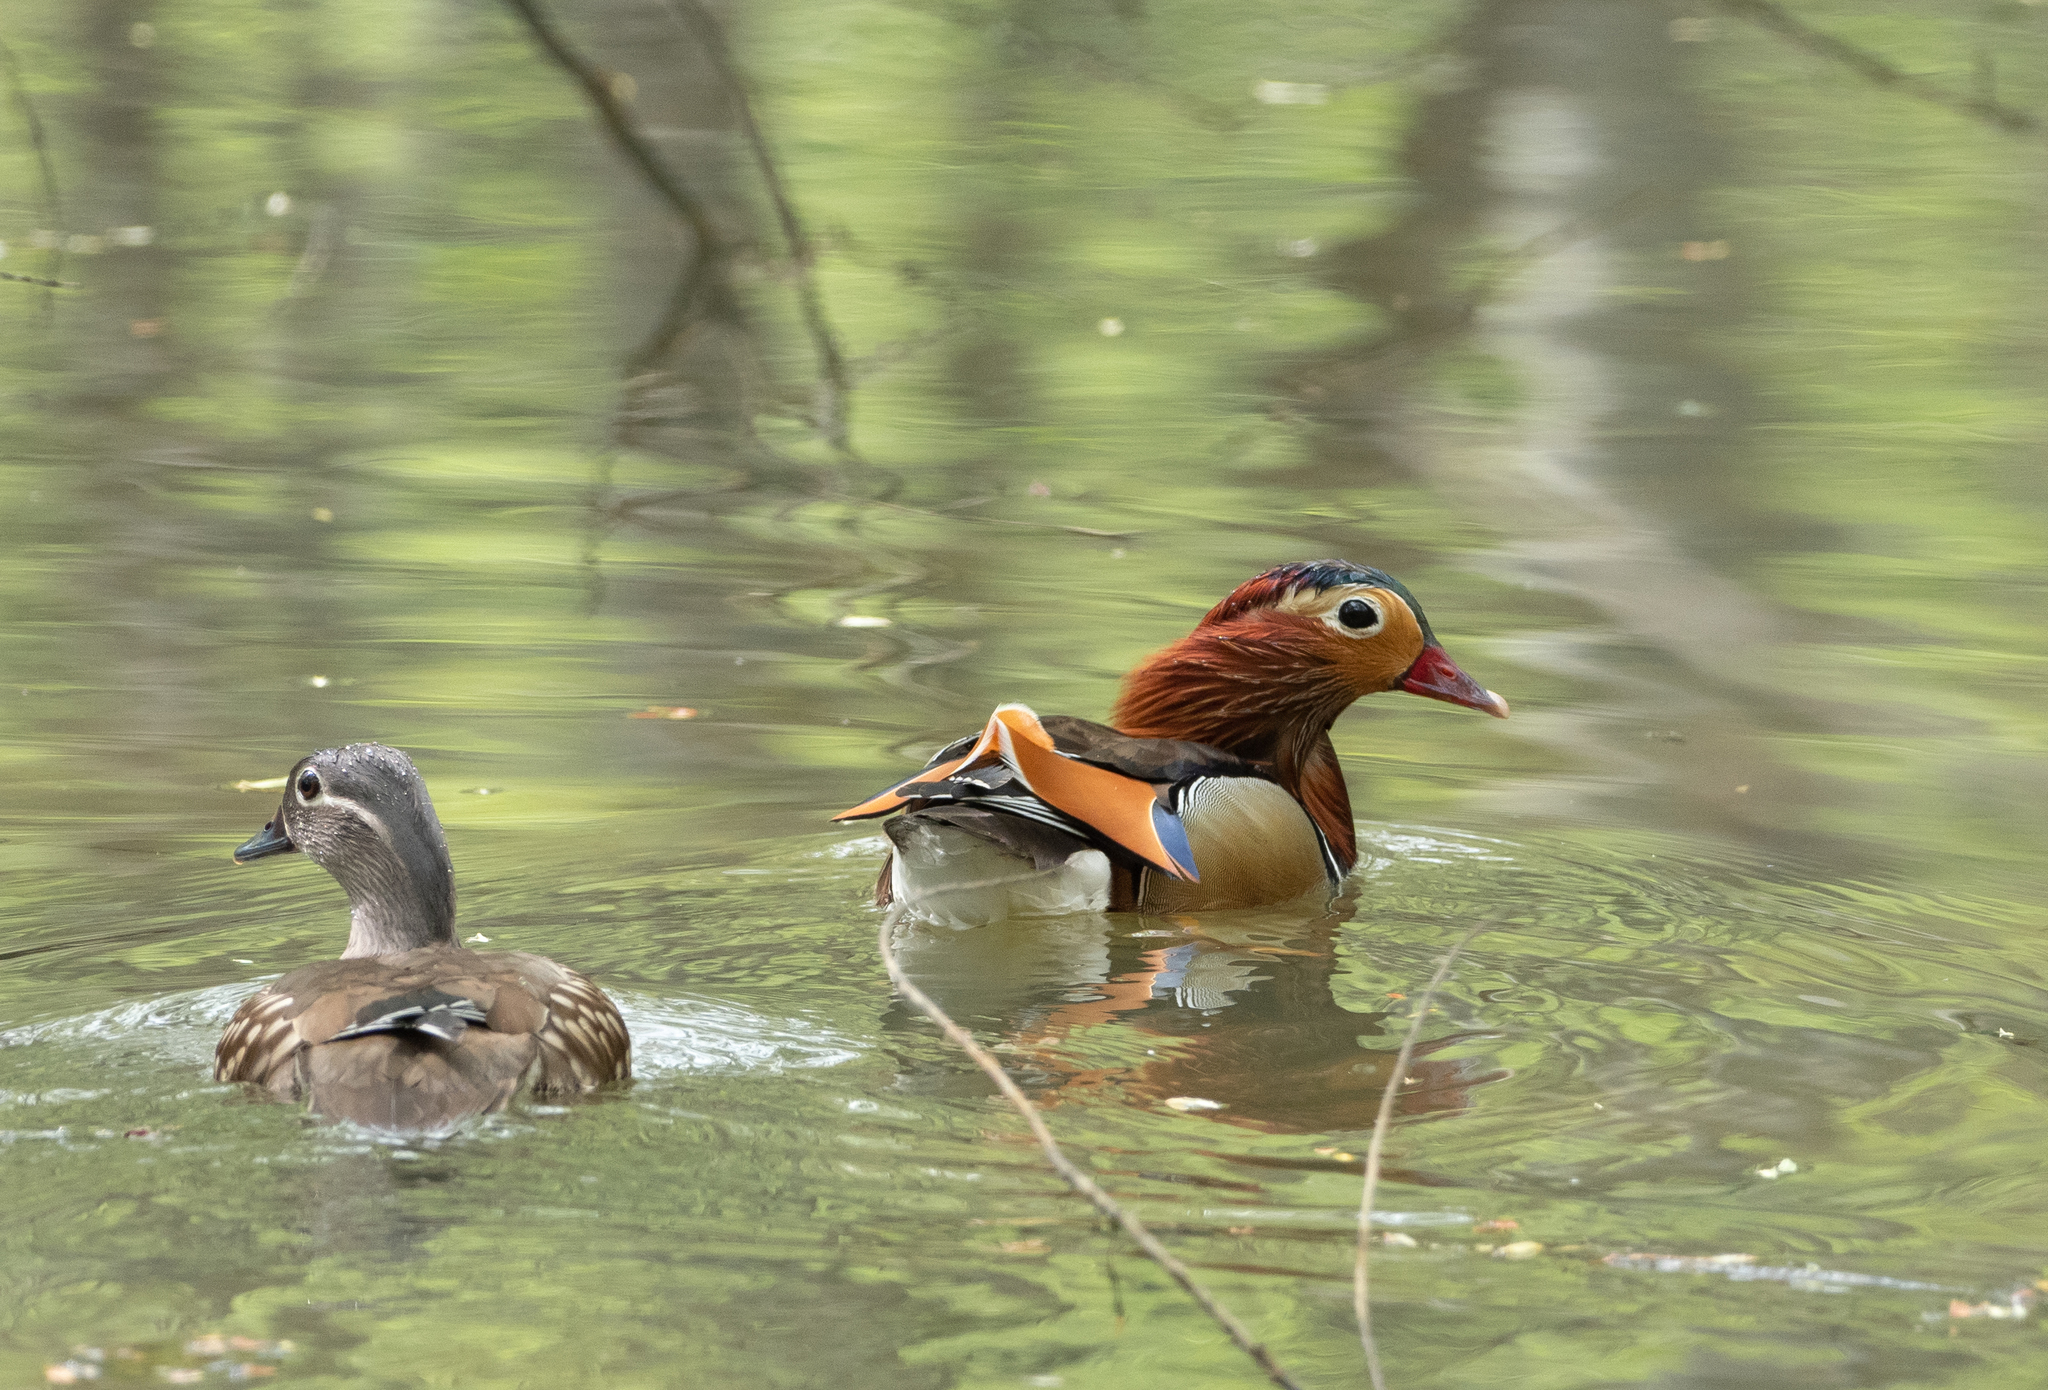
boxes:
[331,842,459,959]
[1111,628,1361,873]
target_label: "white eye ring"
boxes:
[1334,597,1383,635]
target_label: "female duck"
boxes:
[216,743,629,1131]
[836,560,1506,924]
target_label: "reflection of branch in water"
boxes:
[272,201,341,312]
[867,496,1138,540]
[499,0,725,356]
[0,29,66,299]
[658,0,855,457]
[1306,187,1663,381]
[1009,27,1248,133]
[1715,0,2038,136]
[1459,187,1662,308]
[1355,924,1485,1390]
[877,906,1308,1390]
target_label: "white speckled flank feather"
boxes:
[527,961,635,1090]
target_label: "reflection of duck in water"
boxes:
[838,561,1506,925]
[886,904,1502,1136]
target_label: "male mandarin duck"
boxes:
[216,744,630,1131]
[835,560,1507,924]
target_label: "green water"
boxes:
[4,0,2047,1385]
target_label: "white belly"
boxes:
[889,819,1112,928]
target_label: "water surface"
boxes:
[4,1,2046,1385]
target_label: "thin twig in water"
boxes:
[877,905,1305,1390]
[1356,923,1487,1390]
[659,0,854,456]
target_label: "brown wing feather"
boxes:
[293,1029,539,1130]
[214,946,629,1126]
[1038,714,1268,783]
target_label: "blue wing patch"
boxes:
[1150,799,1200,882]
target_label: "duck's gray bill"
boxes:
[234,819,297,863]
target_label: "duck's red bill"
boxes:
[1400,645,1509,718]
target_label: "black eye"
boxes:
[296,767,323,801]
[1338,598,1381,631]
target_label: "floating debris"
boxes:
[1603,1252,1953,1293]
[227,777,288,793]
[45,1336,293,1387]
[1495,1241,1546,1260]
[1163,1096,1225,1113]
[1381,1231,1419,1248]
[1253,80,1328,105]
[628,706,699,719]
[835,616,892,629]
[1947,1290,2035,1320]
[1753,1157,1799,1179]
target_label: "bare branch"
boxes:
[877,906,1307,1390]
[1356,924,1487,1389]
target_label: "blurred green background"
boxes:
[3,0,2046,1385]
